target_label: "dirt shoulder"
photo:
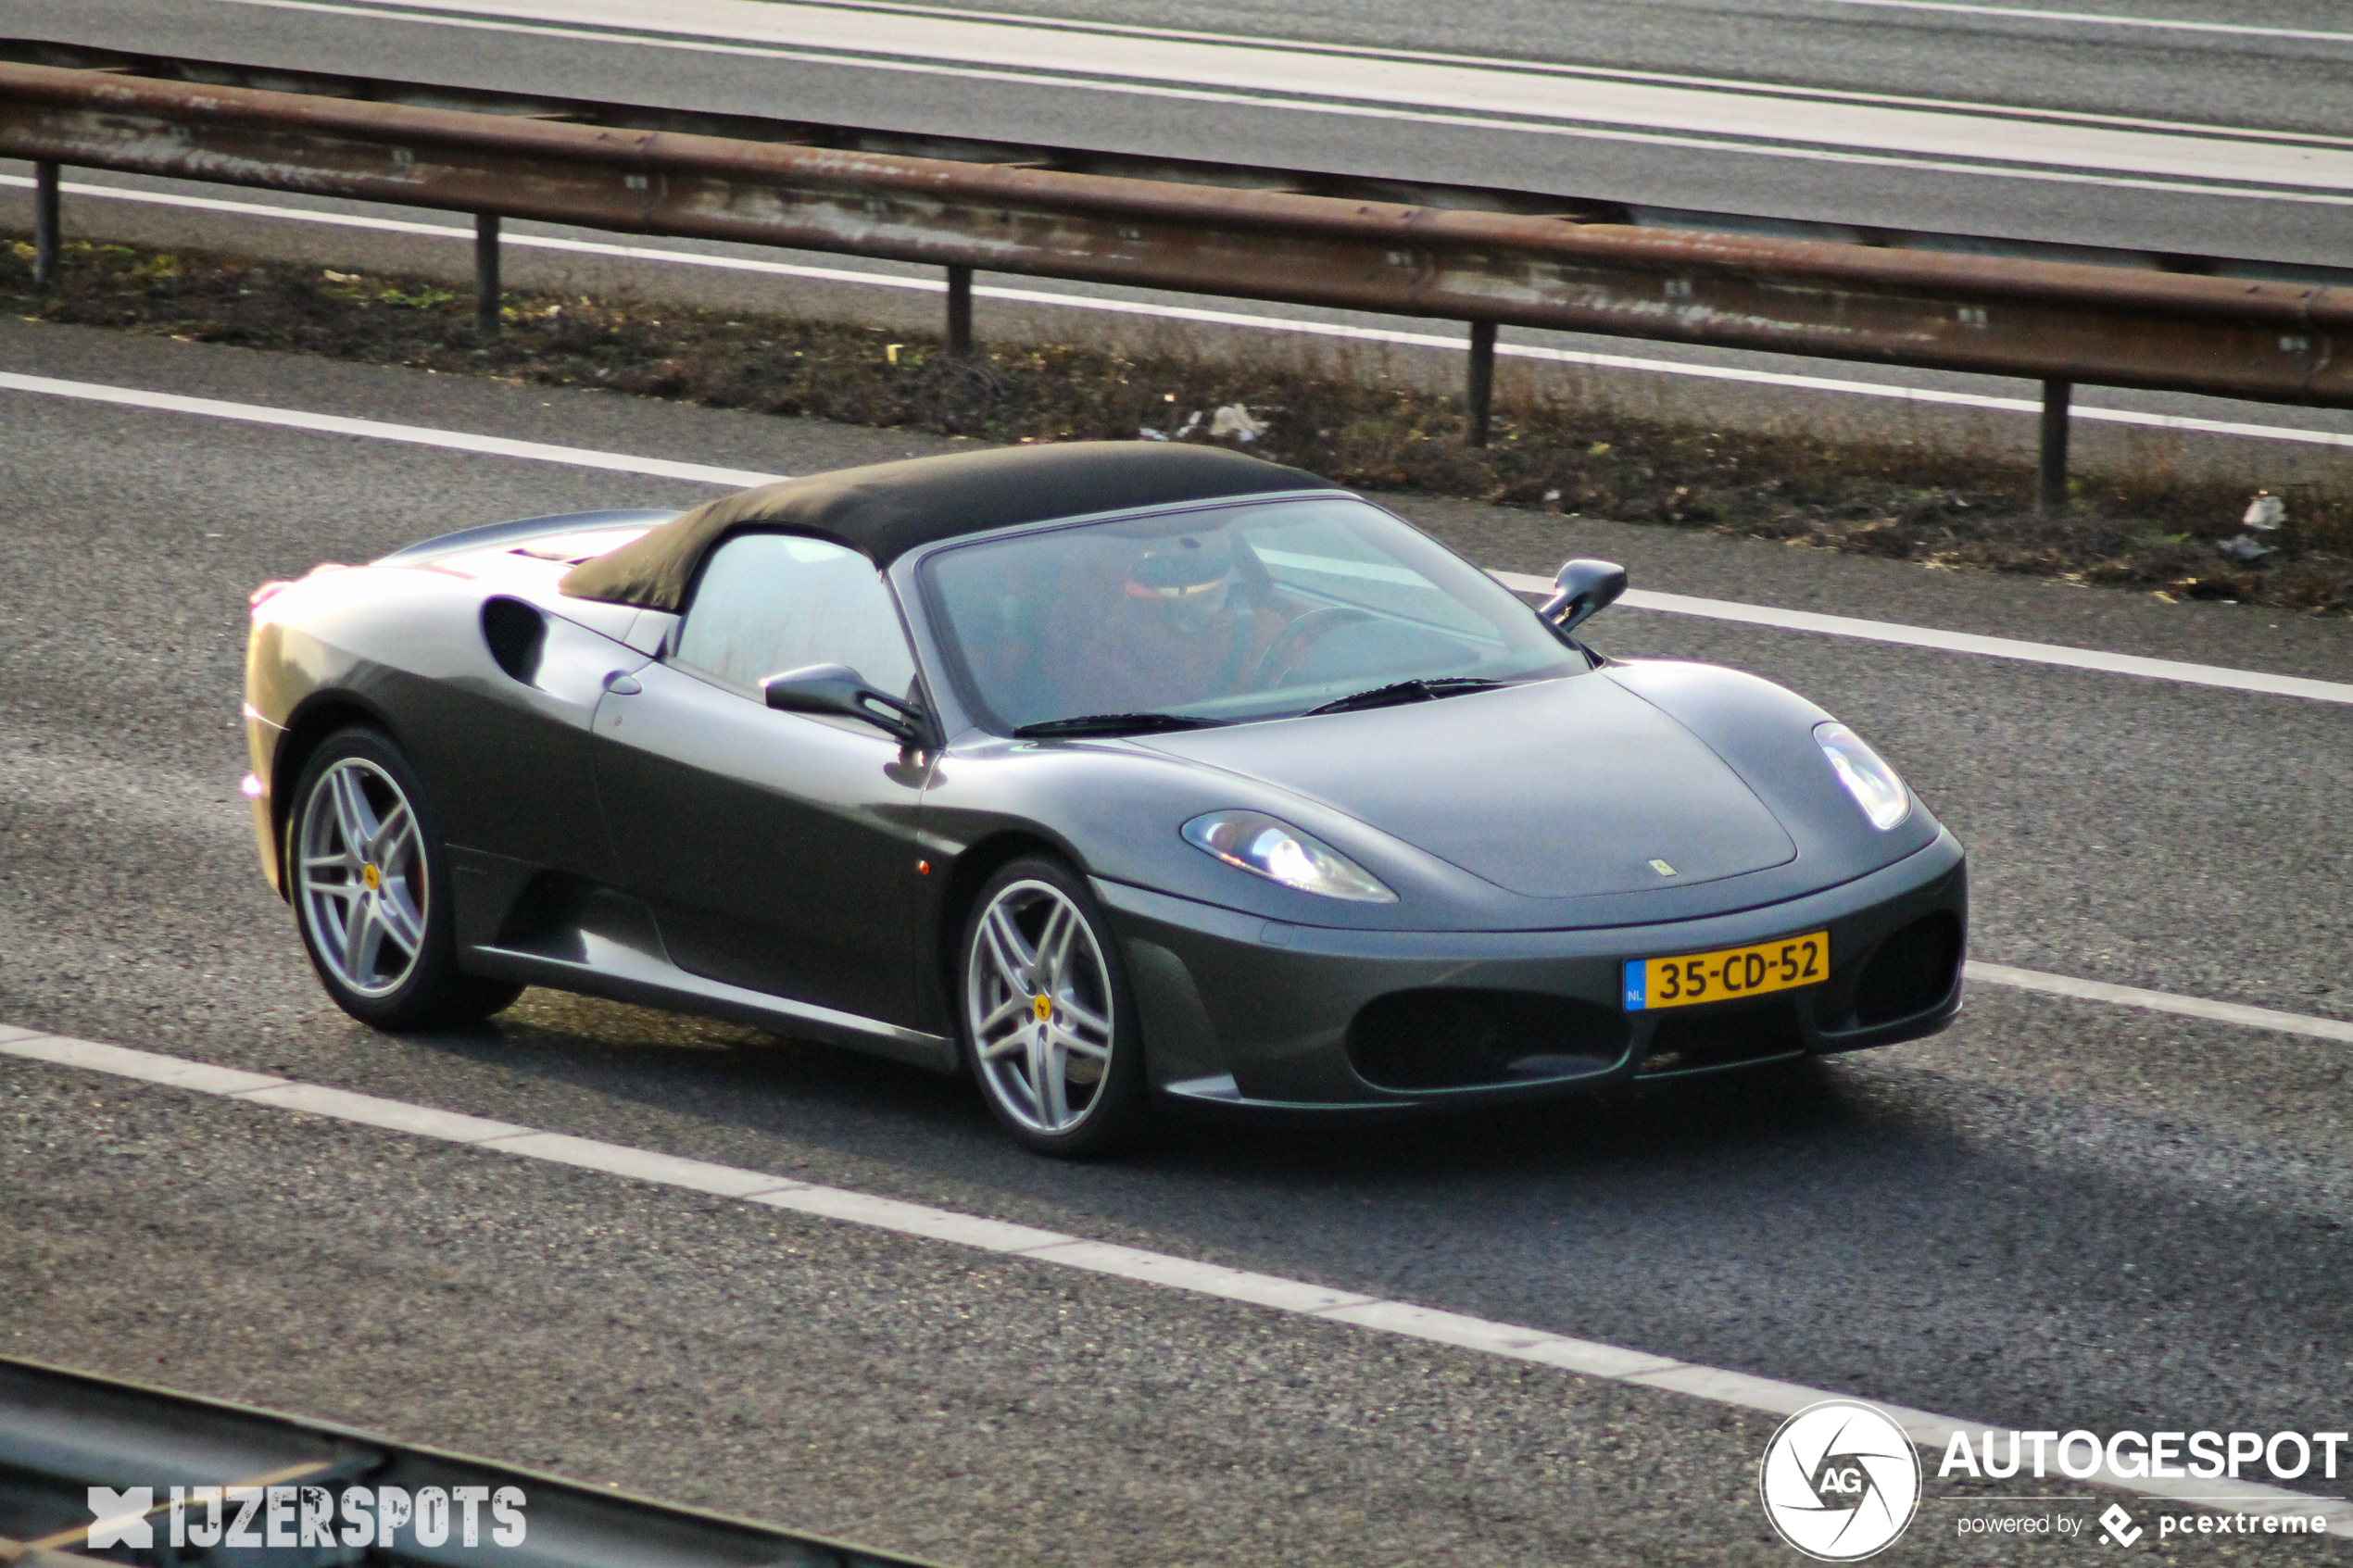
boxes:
[7,235,2347,616]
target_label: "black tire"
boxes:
[285,727,522,1030]
[957,856,1148,1158]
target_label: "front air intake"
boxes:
[1852,911,1963,1026]
[1346,990,1629,1091]
[1639,996,1805,1076]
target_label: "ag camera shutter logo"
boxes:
[1758,1399,1922,1561]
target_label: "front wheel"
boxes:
[287,728,522,1030]
[959,857,1147,1158]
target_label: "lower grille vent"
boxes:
[1639,997,1805,1076]
[1347,990,1629,1091]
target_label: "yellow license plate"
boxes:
[1623,932,1828,1011]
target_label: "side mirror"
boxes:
[1540,558,1628,636]
[761,662,927,748]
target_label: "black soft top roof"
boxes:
[559,442,1331,612]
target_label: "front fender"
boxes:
[1604,659,1947,887]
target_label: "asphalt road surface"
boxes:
[2,317,2349,1564]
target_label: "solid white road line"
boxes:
[3,369,2341,706]
[497,0,2353,115]
[1967,962,2353,1045]
[1,1022,2347,1533]
[198,0,2353,207]
[1486,571,2353,707]
[15,174,2353,454]
[1806,0,2353,48]
[0,370,785,488]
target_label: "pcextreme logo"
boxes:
[1759,1399,1924,1561]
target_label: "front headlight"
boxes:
[1815,721,1911,830]
[1181,810,1397,903]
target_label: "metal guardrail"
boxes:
[0,1355,939,1568]
[11,37,2351,291]
[4,42,2350,508]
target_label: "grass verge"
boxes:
[7,236,2348,614]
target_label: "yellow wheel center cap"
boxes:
[360,863,381,891]
[1032,994,1052,1023]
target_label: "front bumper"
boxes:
[1100,830,1967,1109]
[243,704,288,896]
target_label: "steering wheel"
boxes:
[1249,606,1377,691]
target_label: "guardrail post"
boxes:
[2036,378,2070,515]
[945,263,974,357]
[473,213,501,335]
[1465,320,1497,447]
[32,160,61,285]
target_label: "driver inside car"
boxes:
[1027,525,1290,720]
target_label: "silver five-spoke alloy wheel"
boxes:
[965,879,1117,1135]
[296,757,428,998]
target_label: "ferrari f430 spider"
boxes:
[245,443,1964,1154]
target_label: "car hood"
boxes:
[1136,671,1797,898]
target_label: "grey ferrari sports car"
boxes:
[244,442,1965,1155]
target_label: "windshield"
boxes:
[920,495,1587,734]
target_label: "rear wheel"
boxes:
[288,728,521,1030]
[959,857,1147,1158]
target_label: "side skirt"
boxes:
[469,938,959,1074]
[451,849,958,1074]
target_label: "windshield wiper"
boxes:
[1304,677,1504,716]
[1013,711,1228,738]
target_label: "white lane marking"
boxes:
[1,1024,2347,1532]
[193,0,2353,206]
[756,1184,1073,1251]
[1967,961,2353,1044]
[2,370,2339,705]
[0,1033,288,1094]
[288,0,2353,146]
[488,1130,806,1197]
[1490,571,2353,706]
[221,0,2353,180]
[1019,1241,1381,1315]
[1803,0,2353,47]
[237,1080,535,1141]
[0,371,785,488]
[15,175,2351,454]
